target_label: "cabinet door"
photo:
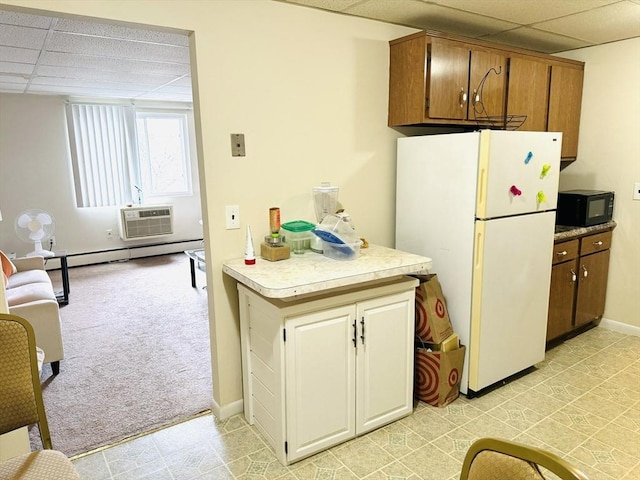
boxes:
[548,64,584,158]
[468,48,506,123]
[428,38,470,120]
[506,57,549,131]
[547,259,578,341]
[285,306,356,463]
[388,35,428,126]
[575,250,610,327]
[355,291,414,434]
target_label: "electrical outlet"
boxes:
[106,229,113,239]
[225,205,240,229]
[634,182,640,201]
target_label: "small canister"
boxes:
[269,207,281,238]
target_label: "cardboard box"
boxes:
[414,274,453,344]
[414,344,466,407]
[423,333,459,352]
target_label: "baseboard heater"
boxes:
[119,205,174,240]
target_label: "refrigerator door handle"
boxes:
[476,167,487,217]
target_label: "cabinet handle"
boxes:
[582,265,588,278]
[593,240,603,247]
[570,269,577,282]
[352,321,357,348]
[556,250,568,256]
[459,88,467,107]
[472,89,480,105]
[360,318,365,345]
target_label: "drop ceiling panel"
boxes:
[0,83,27,91]
[0,45,40,64]
[0,74,27,85]
[40,52,191,76]
[54,18,190,46]
[430,0,620,24]
[47,32,190,64]
[30,76,163,92]
[280,0,361,11]
[0,24,48,50]
[0,61,33,75]
[36,65,182,86]
[483,27,592,53]
[348,0,519,38]
[535,1,640,43]
[0,10,53,29]
[27,83,145,96]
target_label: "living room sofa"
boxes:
[1,252,64,375]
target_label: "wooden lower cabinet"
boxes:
[547,257,578,341]
[547,230,612,343]
[575,242,611,327]
[238,277,417,465]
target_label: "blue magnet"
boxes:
[524,151,533,164]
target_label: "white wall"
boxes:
[0,0,416,416]
[557,38,640,329]
[0,94,203,264]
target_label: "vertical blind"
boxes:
[66,103,137,207]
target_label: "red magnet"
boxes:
[510,185,522,196]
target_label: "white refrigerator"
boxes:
[395,130,561,396]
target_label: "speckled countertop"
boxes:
[554,221,617,242]
[223,244,432,299]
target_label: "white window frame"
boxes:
[135,109,193,200]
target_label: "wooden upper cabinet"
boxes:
[388,31,584,158]
[548,64,584,159]
[428,39,471,120]
[388,35,428,126]
[427,38,506,122]
[506,56,550,132]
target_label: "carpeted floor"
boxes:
[31,253,212,457]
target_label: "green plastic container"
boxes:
[281,220,316,254]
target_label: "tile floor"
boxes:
[71,326,639,480]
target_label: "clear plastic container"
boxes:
[313,213,358,244]
[281,220,316,254]
[322,240,362,260]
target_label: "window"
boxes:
[66,102,193,208]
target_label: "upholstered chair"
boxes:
[0,313,79,479]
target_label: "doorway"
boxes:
[0,5,213,456]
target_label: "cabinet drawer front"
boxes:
[580,231,612,256]
[552,239,579,264]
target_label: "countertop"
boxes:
[222,244,433,300]
[554,221,617,242]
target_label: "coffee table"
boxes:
[184,249,206,288]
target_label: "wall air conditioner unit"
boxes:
[118,205,174,241]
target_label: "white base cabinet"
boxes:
[238,277,418,465]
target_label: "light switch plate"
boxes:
[633,182,640,200]
[225,205,240,229]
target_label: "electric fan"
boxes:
[14,209,56,258]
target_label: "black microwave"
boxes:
[556,190,614,227]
